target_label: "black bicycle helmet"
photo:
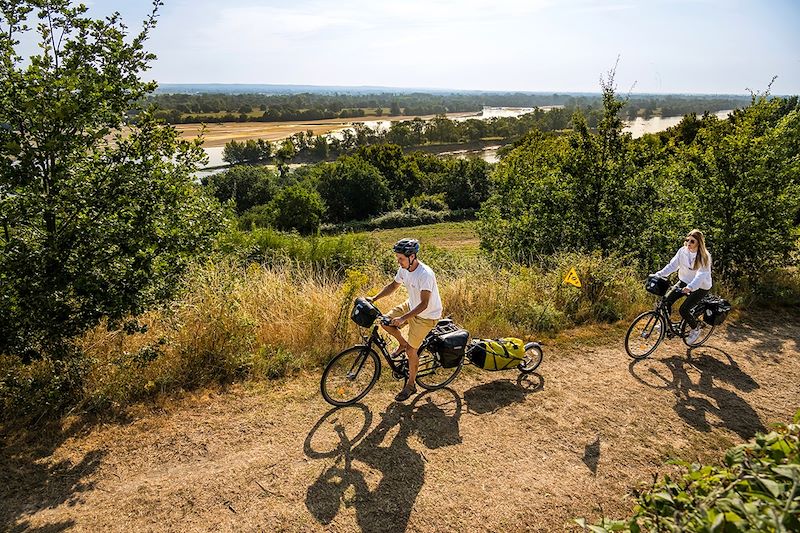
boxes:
[393,238,420,256]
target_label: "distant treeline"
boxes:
[142,92,751,124]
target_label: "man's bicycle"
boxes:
[625,276,719,359]
[321,298,543,406]
[321,301,464,406]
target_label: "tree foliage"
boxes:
[477,71,799,281]
[316,156,391,222]
[0,1,223,358]
[268,184,325,235]
[201,165,277,214]
[221,138,271,165]
[686,94,800,279]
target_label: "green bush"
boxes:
[407,193,448,211]
[267,184,326,235]
[320,208,476,233]
[370,207,445,228]
[0,352,89,423]
[578,412,800,532]
[202,165,277,213]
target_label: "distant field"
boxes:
[366,221,480,255]
[176,111,478,147]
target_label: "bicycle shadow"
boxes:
[628,346,764,439]
[723,311,800,362]
[304,388,462,533]
[462,373,544,415]
[0,417,109,532]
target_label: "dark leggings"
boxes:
[664,281,709,329]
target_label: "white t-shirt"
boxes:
[655,246,713,290]
[394,260,443,320]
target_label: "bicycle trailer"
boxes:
[467,338,527,371]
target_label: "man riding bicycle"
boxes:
[368,238,443,402]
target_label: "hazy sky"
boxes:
[75,0,800,93]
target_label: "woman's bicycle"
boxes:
[625,276,717,359]
[321,298,543,406]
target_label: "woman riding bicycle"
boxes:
[653,229,713,345]
[367,238,443,402]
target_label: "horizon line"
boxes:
[153,82,774,97]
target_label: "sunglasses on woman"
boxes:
[685,238,697,244]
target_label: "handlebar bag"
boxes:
[645,275,670,296]
[351,297,381,327]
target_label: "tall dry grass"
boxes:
[67,251,650,413]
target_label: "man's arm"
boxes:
[391,290,431,326]
[370,280,400,302]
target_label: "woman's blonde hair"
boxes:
[687,229,710,269]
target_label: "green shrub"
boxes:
[0,353,89,423]
[370,207,445,228]
[320,208,476,234]
[407,193,448,211]
[577,411,800,532]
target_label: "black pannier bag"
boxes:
[431,329,469,368]
[351,297,381,327]
[645,274,670,297]
[698,295,732,326]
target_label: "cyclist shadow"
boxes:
[304,388,462,533]
[1,416,109,532]
[723,311,800,362]
[462,373,544,415]
[628,346,764,440]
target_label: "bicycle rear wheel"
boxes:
[321,346,381,406]
[625,311,665,359]
[680,320,715,348]
[415,346,463,391]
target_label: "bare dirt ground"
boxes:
[175,112,478,148]
[3,310,799,532]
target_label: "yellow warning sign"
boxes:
[563,267,581,288]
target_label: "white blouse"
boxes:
[655,246,713,291]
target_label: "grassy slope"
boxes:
[367,220,481,255]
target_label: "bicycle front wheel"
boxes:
[321,346,381,407]
[415,347,463,391]
[625,311,665,359]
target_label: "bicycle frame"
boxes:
[355,323,410,380]
[652,290,687,339]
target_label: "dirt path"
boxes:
[3,311,799,532]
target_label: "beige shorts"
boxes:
[386,302,438,349]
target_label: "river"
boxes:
[199,107,733,173]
